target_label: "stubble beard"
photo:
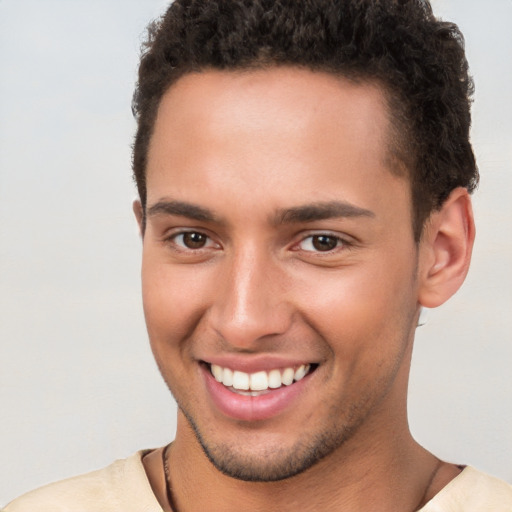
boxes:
[177,401,362,482]
[161,311,414,483]
[166,353,407,482]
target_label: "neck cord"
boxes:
[413,458,443,511]
[162,443,180,512]
[163,442,443,512]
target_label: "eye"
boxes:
[171,231,216,250]
[298,234,344,252]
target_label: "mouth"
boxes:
[206,362,317,396]
[200,359,319,422]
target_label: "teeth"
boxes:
[222,368,233,387]
[232,370,250,390]
[294,364,307,381]
[268,369,282,389]
[250,371,268,391]
[211,364,223,382]
[281,367,294,386]
[210,363,311,392]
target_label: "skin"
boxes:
[136,68,474,511]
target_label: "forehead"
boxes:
[146,67,408,221]
[149,68,391,158]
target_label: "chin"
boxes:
[180,404,357,482]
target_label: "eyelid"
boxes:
[163,228,221,251]
[292,231,353,253]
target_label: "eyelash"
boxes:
[165,230,219,252]
[163,230,351,256]
[294,233,351,254]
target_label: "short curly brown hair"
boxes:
[132,0,478,240]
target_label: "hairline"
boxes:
[138,64,419,239]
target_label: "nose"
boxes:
[207,245,293,349]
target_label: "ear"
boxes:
[133,199,145,237]
[417,187,475,308]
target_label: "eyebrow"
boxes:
[146,199,375,226]
[147,200,219,223]
[275,201,375,224]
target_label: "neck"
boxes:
[163,412,442,512]
[147,337,460,511]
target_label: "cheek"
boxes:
[141,255,216,345]
[294,259,417,358]
[140,260,204,390]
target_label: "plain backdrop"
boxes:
[1,0,511,505]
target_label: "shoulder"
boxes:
[2,451,162,512]
[421,466,512,512]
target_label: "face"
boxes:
[139,68,421,481]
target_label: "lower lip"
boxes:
[202,365,312,422]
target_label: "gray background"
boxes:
[1,0,511,505]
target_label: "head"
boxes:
[131,0,476,483]
[132,0,478,241]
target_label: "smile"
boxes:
[202,361,318,421]
[209,363,313,395]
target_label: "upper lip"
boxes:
[201,355,317,373]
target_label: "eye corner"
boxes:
[162,228,222,255]
[294,233,347,254]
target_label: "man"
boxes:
[4,0,512,510]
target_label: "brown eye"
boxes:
[181,232,208,249]
[297,234,343,253]
[311,235,339,251]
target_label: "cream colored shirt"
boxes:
[3,451,512,511]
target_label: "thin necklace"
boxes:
[413,458,443,511]
[162,443,443,512]
[162,443,180,512]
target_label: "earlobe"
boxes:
[418,187,475,308]
[133,199,145,237]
